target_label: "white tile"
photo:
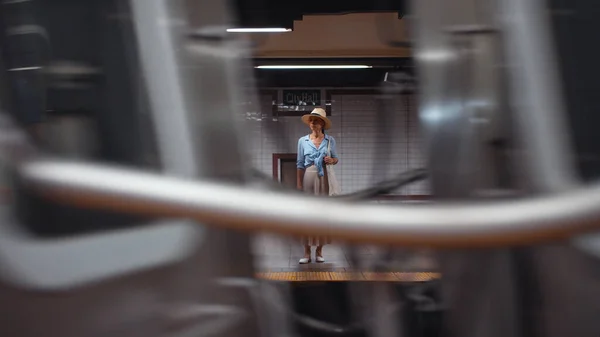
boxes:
[243,91,424,195]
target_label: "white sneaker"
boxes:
[316,256,325,263]
[299,257,311,264]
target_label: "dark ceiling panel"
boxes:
[230,0,407,28]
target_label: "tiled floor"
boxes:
[251,233,438,272]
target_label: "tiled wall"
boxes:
[243,90,430,195]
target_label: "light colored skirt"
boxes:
[301,166,332,247]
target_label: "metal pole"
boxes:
[498,0,579,193]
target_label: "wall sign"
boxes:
[282,90,321,106]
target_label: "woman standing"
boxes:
[296,107,339,264]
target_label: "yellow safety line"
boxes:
[255,271,441,282]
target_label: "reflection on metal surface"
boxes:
[416,49,457,62]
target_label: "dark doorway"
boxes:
[273,153,297,189]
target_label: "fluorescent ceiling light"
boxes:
[226,28,291,33]
[255,65,373,69]
[8,66,42,71]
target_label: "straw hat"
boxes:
[301,108,332,130]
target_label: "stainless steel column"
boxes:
[130,1,259,337]
[411,1,522,336]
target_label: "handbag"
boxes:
[326,139,341,196]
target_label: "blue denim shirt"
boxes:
[296,134,339,177]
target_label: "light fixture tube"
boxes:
[255,65,373,69]
[226,28,292,33]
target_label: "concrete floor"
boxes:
[251,233,438,272]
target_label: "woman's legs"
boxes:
[300,242,326,264]
[299,244,312,264]
[299,168,317,264]
[315,245,324,263]
[316,245,322,257]
[299,167,329,264]
[304,245,311,258]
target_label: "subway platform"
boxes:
[252,234,439,282]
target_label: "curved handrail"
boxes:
[249,167,428,201]
[17,158,600,248]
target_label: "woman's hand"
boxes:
[324,156,337,165]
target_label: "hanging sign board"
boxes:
[282,90,321,106]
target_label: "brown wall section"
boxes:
[249,13,410,58]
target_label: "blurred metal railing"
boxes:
[9,156,600,248]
